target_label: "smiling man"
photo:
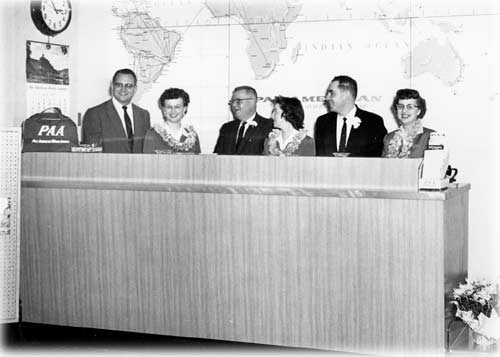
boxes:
[213,85,273,155]
[314,75,387,157]
[82,68,151,153]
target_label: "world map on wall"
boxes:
[111,0,472,87]
[112,0,304,90]
[109,0,499,152]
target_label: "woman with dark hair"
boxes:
[263,96,315,156]
[143,88,200,154]
[382,88,434,158]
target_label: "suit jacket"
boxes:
[382,127,434,158]
[314,106,387,157]
[81,99,151,153]
[213,114,273,155]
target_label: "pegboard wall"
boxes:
[0,128,21,323]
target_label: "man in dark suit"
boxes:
[214,86,272,155]
[82,68,150,153]
[314,75,387,157]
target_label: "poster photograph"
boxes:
[0,197,12,236]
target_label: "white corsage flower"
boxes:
[352,116,362,129]
[247,119,258,127]
[269,128,280,139]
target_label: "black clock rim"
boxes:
[30,0,72,37]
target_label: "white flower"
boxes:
[461,281,474,294]
[474,290,491,302]
[453,285,467,298]
[352,116,362,129]
[269,128,280,138]
[247,119,258,127]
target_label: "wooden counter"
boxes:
[20,153,469,354]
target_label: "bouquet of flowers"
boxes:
[450,278,500,346]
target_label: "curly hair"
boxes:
[272,96,305,130]
[391,88,427,119]
[158,88,190,108]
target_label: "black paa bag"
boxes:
[22,107,79,152]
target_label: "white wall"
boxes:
[0,0,77,127]
[1,0,498,280]
[0,0,15,126]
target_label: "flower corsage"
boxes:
[267,129,308,156]
[153,124,198,151]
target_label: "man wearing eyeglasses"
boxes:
[314,75,387,157]
[214,85,273,155]
[82,68,151,153]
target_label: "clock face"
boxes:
[31,0,72,35]
[40,0,71,32]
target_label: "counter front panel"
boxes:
[20,154,469,354]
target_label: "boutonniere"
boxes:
[352,116,362,129]
[247,119,258,127]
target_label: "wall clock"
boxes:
[30,0,72,36]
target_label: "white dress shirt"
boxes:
[236,113,257,141]
[112,97,135,134]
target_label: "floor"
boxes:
[2,321,495,356]
[1,322,350,355]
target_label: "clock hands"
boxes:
[32,0,71,35]
[50,0,62,14]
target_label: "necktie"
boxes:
[236,121,246,150]
[338,117,347,152]
[122,105,134,151]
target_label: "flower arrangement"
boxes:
[450,278,500,346]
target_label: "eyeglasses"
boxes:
[114,83,135,90]
[228,98,255,106]
[163,105,184,111]
[396,104,419,111]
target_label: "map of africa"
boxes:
[107,0,499,153]
[205,1,302,79]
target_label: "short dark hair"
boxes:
[158,88,190,107]
[233,85,257,99]
[331,75,357,99]
[391,88,427,119]
[112,68,137,85]
[272,96,304,130]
